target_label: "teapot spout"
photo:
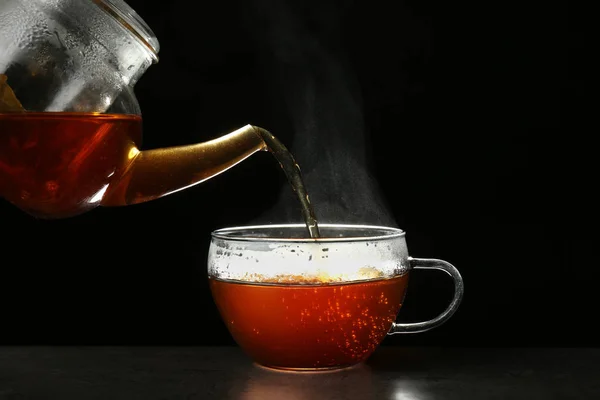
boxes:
[101,124,267,206]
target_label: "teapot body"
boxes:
[0,1,268,219]
[0,0,159,218]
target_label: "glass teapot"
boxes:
[0,0,270,219]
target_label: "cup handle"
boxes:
[388,257,464,335]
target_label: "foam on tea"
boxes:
[237,266,386,285]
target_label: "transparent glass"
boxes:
[208,224,464,371]
[0,0,158,115]
[0,0,270,219]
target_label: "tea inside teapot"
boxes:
[0,79,144,217]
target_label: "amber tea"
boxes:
[209,273,409,370]
[0,112,141,218]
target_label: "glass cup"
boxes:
[208,224,464,371]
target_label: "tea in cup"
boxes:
[208,224,463,371]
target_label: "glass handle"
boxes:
[389,257,464,334]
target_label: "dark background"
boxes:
[1,0,594,347]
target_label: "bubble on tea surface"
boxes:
[356,267,385,280]
[240,272,342,284]
[0,74,26,112]
[238,266,385,285]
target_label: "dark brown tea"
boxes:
[209,273,409,370]
[0,112,141,218]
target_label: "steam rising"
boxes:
[249,1,396,228]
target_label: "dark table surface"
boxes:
[1,346,598,399]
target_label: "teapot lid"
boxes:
[93,0,160,62]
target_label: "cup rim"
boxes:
[211,223,405,243]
